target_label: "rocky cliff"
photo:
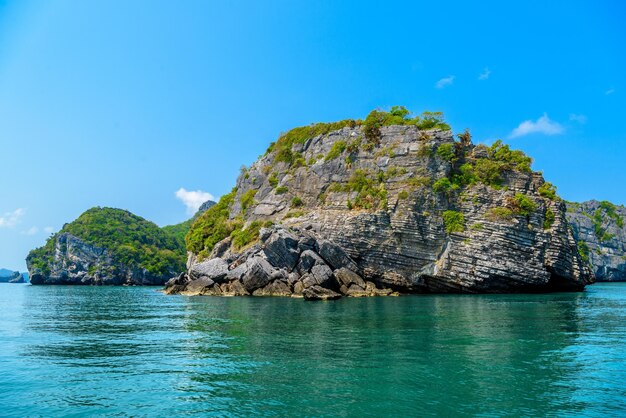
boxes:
[27,208,186,285]
[166,108,592,299]
[0,269,25,283]
[566,200,626,281]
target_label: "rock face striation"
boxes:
[166,110,592,299]
[566,200,626,281]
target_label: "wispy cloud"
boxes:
[569,113,587,124]
[509,113,564,139]
[605,87,615,95]
[478,68,491,80]
[44,226,54,234]
[22,226,39,236]
[175,188,215,215]
[0,208,25,228]
[435,75,455,89]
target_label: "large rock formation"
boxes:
[166,109,592,298]
[566,200,626,281]
[27,208,187,285]
[0,269,25,283]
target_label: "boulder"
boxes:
[317,240,359,272]
[241,257,275,291]
[252,280,292,296]
[334,268,366,289]
[311,263,335,288]
[189,258,228,283]
[297,250,325,275]
[303,285,342,301]
[263,229,300,271]
[183,277,215,294]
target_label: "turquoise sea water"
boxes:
[1,283,625,417]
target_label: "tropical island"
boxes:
[26,107,626,298]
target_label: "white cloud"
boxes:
[605,87,615,95]
[478,68,491,80]
[175,188,215,215]
[22,226,39,236]
[0,208,25,228]
[569,113,587,124]
[509,113,564,139]
[435,75,455,89]
[44,226,54,234]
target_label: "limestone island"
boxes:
[30,107,626,299]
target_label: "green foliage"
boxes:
[346,138,361,153]
[436,143,456,162]
[577,240,590,263]
[275,186,288,195]
[363,107,451,143]
[344,169,388,210]
[398,190,409,200]
[291,196,304,208]
[433,178,459,194]
[543,208,555,229]
[470,222,483,231]
[584,201,622,242]
[268,172,278,188]
[284,210,305,219]
[407,175,431,189]
[472,158,504,188]
[240,189,257,212]
[28,207,187,277]
[538,182,558,200]
[417,144,432,158]
[599,200,624,228]
[230,220,263,250]
[487,207,515,222]
[186,189,237,257]
[325,140,347,161]
[270,119,360,164]
[488,140,533,172]
[511,193,537,216]
[443,210,465,233]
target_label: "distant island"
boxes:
[26,203,214,286]
[27,107,626,298]
[0,268,27,283]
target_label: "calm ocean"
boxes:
[1,283,625,417]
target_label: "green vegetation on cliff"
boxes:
[266,106,451,166]
[28,208,186,276]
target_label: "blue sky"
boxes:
[1,0,624,271]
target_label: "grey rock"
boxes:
[334,267,366,289]
[297,250,325,275]
[27,233,174,286]
[252,280,292,296]
[303,285,342,301]
[241,257,274,291]
[262,229,300,271]
[317,240,359,272]
[189,258,228,283]
[184,277,215,294]
[566,200,626,281]
[311,263,335,288]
